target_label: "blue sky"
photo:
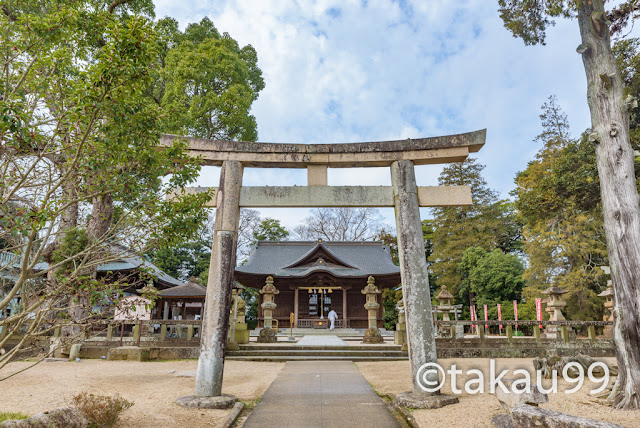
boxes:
[154,1,620,231]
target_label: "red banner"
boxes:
[470,305,475,328]
[484,304,488,329]
[536,298,542,329]
[513,300,518,329]
[497,304,503,330]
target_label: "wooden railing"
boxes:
[297,319,346,328]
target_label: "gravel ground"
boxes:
[3,357,637,428]
[0,359,283,428]
[357,358,639,428]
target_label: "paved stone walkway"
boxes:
[294,335,349,347]
[243,361,400,428]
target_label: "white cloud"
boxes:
[154,0,635,231]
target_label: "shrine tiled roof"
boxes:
[235,240,400,279]
[160,280,207,298]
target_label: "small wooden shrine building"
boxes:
[235,240,401,329]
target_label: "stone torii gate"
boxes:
[168,129,486,409]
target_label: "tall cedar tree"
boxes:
[514,96,608,322]
[498,0,640,408]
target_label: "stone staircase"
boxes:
[226,343,408,362]
[249,328,394,337]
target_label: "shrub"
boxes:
[0,412,29,422]
[72,392,133,428]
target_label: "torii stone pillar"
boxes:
[177,160,243,409]
[391,160,458,408]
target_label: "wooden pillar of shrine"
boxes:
[294,287,299,327]
[342,288,348,327]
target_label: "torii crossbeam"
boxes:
[167,129,486,408]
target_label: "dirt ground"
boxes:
[0,359,283,428]
[2,358,639,428]
[357,358,640,428]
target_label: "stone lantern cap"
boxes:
[436,286,454,300]
[259,276,279,295]
[542,287,568,296]
[362,276,381,295]
[598,288,614,298]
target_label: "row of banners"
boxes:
[469,299,543,329]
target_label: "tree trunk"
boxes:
[41,169,78,262]
[577,0,640,409]
[87,193,113,242]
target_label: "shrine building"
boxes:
[235,239,401,329]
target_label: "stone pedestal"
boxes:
[362,276,383,344]
[542,287,568,339]
[228,290,249,344]
[393,391,459,409]
[175,394,236,409]
[258,276,279,343]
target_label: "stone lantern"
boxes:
[542,286,568,338]
[436,285,455,337]
[394,296,406,347]
[258,276,279,343]
[362,276,383,343]
[598,280,614,337]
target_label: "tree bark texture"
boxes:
[87,193,113,242]
[577,0,640,409]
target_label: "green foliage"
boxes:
[457,247,525,309]
[376,229,398,265]
[72,392,133,428]
[513,97,608,321]
[613,37,640,181]
[241,288,259,330]
[0,412,29,422]
[430,158,522,299]
[149,230,212,281]
[0,1,212,370]
[252,218,289,242]
[382,287,402,330]
[497,1,574,46]
[158,17,265,141]
[51,228,90,273]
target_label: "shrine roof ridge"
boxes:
[235,240,400,280]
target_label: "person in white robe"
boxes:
[328,309,338,331]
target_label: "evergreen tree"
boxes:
[430,158,520,300]
[513,97,608,321]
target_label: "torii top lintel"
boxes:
[160,129,486,168]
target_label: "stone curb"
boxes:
[387,393,420,428]
[220,402,244,428]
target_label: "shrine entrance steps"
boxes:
[250,327,395,337]
[226,339,408,362]
[242,360,401,428]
